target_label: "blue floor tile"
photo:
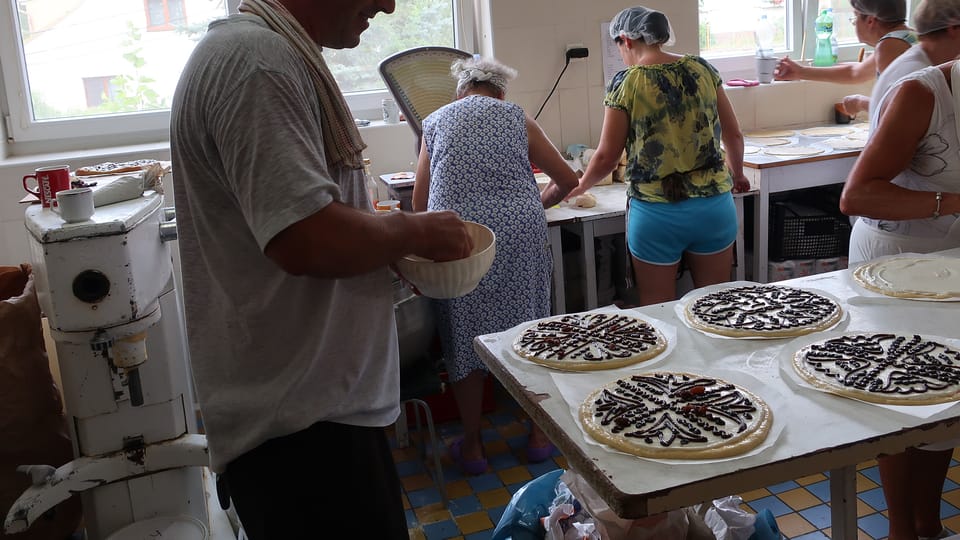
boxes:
[766,480,799,494]
[448,495,482,516]
[481,428,501,442]
[805,479,831,503]
[792,532,830,540]
[859,486,887,512]
[860,465,882,485]
[487,504,508,527]
[395,459,426,477]
[465,530,495,540]
[506,481,527,495]
[946,478,959,491]
[506,435,527,450]
[467,472,504,492]
[747,495,793,517]
[407,487,443,507]
[858,512,890,539]
[526,461,560,478]
[798,504,832,530]
[423,519,461,540]
[488,452,521,469]
[405,508,418,527]
[942,500,960,519]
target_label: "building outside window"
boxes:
[0,0,469,148]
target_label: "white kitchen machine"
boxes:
[6,191,235,539]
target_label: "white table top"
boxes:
[473,248,960,518]
[743,123,866,169]
[545,183,628,226]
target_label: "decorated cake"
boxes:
[793,333,960,405]
[685,285,842,338]
[580,372,772,459]
[513,312,666,371]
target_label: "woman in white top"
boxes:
[840,59,960,540]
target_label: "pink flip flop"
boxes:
[449,438,488,475]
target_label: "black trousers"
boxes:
[223,421,408,539]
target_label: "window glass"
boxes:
[14,0,223,122]
[699,0,789,57]
[325,0,456,94]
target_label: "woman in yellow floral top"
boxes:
[567,6,750,306]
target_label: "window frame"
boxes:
[144,0,187,32]
[0,0,475,148]
[701,0,868,80]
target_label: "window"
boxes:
[145,0,186,31]
[0,0,473,149]
[698,0,915,79]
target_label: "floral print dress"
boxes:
[422,95,551,382]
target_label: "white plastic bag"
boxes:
[700,496,757,540]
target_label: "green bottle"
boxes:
[813,9,835,67]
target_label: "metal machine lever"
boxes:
[159,206,178,242]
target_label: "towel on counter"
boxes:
[91,162,166,207]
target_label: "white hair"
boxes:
[452,55,518,97]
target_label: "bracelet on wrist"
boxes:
[933,191,943,219]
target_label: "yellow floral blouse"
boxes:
[604,55,732,203]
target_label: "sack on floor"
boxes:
[491,469,565,540]
[0,265,81,539]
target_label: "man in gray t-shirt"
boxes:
[170,1,472,538]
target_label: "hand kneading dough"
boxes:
[575,192,597,208]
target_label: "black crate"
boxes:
[769,201,851,261]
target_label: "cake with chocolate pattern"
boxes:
[685,285,842,338]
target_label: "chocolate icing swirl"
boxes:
[516,313,662,361]
[590,373,759,447]
[800,334,960,396]
[691,285,839,332]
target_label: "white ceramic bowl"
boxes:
[395,221,496,299]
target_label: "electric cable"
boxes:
[534,58,569,121]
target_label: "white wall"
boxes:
[0,0,874,266]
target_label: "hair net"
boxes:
[914,0,960,35]
[608,6,676,47]
[451,55,518,97]
[849,0,907,23]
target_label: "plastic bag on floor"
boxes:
[698,496,782,540]
[560,470,717,540]
[543,477,601,540]
[491,469,565,540]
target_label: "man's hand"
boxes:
[409,210,474,262]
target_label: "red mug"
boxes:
[23,165,72,208]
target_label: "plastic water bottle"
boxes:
[814,9,835,67]
[828,9,839,63]
[756,14,775,57]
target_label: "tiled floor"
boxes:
[391,377,960,540]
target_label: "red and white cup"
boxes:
[23,165,71,208]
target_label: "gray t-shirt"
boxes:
[170,14,398,472]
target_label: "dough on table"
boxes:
[746,137,791,147]
[763,146,825,157]
[793,333,960,405]
[822,137,865,150]
[744,129,796,138]
[846,129,869,141]
[580,371,773,459]
[513,312,667,371]
[685,284,842,338]
[575,192,597,208]
[799,126,856,137]
[853,256,960,300]
[743,145,760,154]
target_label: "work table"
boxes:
[473,247,960,539]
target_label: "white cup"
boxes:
[53,187,95,223]
[382,98,400,124]
[376,199,401,212]
[756,56,778,84]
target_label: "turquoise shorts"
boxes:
[627,192,738,265]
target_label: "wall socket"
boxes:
[565,44,589,60]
